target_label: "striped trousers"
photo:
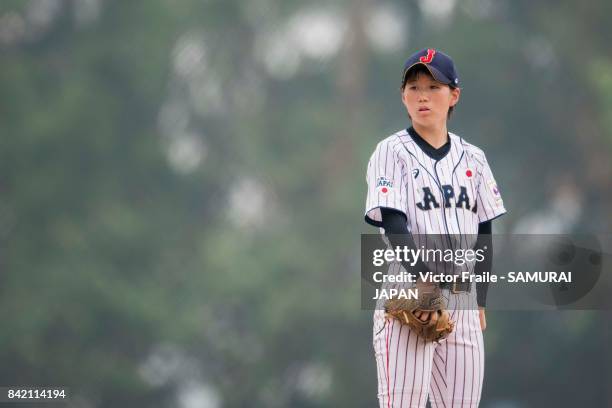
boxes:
[373,289,484,408]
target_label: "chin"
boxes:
[412,117,437,128]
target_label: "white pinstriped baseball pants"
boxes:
[373,289,484,408]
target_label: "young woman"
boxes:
[364,48,506,407]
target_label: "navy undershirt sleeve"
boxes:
[475,220,492,307]
[380,208,409,235]
[379,208,430,279]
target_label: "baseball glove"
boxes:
[384,287,454,342]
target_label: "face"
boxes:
[401,73,460,128]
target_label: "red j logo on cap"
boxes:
[419,49,436,64]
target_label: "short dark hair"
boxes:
[401,64,458,118]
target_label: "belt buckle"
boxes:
[451,281,464,294]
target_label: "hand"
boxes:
[478,307,486,331]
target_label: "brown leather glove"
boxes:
[384,287,454,342]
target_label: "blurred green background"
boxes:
[1,0,611,407]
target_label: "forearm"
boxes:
[380,208,430,279]
[475,220,492,308]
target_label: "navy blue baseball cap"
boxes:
[401,48,460,87]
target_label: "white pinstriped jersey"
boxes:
[365,128,506,286]
[365,128,506,234]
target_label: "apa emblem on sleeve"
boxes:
[376,176,393,195]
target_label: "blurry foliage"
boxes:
[0,0,610,407]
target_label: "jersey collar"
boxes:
[407,127,451,161]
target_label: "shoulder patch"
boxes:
[376,176,393,195]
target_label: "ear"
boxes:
[449,87,461,107]
[401,86,410,108]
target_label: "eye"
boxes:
[408,85,417,90]
[430,85,440,90]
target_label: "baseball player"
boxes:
[364,48,506,407]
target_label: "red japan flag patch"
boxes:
[376,176,393,196]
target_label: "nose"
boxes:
[417,89,429,101]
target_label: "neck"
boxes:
[412,122,448,148]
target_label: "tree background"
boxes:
[0,0,610,406]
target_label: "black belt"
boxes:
[439,280,471,293]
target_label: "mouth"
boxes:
[418,107,431,113]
